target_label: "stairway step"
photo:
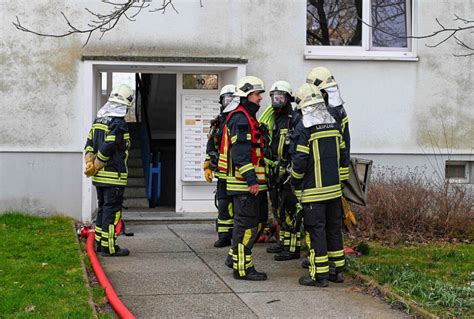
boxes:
[128,167,145,177]
[123,198,149,208]
[124,187,147,198]
[128,177,146,187]
[128,158,143,168]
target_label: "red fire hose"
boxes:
[86,230,135,319]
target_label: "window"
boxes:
[305,0,417,61]
[445,161,470,184]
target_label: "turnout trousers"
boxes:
[303,198,345,280]
[231,192,267,276]
[278,184,302,254]
[95,186,124,254]
[216,178,234,241]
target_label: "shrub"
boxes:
[353,166,474,243]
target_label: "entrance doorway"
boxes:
[81,58,246,222]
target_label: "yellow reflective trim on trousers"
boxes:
[312,140,322,188]
[108,225,115,254]
[218,219,234,225]
[306,232,311,248]
[315,255,329,262]
[309,249,316,279]
[228,202,233,218]
[316,266,330,273]
[114,211,121,225]
[238,244,245,277]
[228,248,233,256]
[290,233,297,251]
[218,227,232,232]
[334,260,346,267]
[328,250,344,257]
[296,144,310,154]
[123,133,130,140]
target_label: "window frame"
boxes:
[445,161,470,184]
[305,0,418,61]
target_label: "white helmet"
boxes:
[234,76,265,97]
[269,80,292,96]
[294,83,325,109]
[220,84,236,97]
[109,84,134,107]
[306,67,337,91]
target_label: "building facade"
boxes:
[1,0,472,222]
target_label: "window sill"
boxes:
[304,49,419,62]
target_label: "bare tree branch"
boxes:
[12,0,184,47]
[357,14,473,57]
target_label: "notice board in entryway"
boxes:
[181,95,220,181]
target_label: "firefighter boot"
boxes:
[233,267,268,281]
[301,259,309,268]
[274,250,300,261]
[102,246,130,257]
[225,249,234,269]
[329,272,345,283]
[214,236,232,248]
[266,240,283,253]
[298,275,328,287]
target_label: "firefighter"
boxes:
[302,67,354,269]
[291,83,349,286]
[259,81,302,261]
[306,67,350,182]
[84,84,133,257]
[203,84,236,248]
[218,76,268,281]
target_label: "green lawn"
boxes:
[0,213,98,318]
[348,242,474,317]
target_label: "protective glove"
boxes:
[203,160,213,182]
[84,152,96,164]
[342,197,357,232]
[94,158,105,171]
[84,162,97,177]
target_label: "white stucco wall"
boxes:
[1,0,472,218]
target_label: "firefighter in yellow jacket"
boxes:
[84,84,133,257]
[291,84,349,286]
[218,76,268,281]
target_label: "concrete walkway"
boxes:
[99,223,408,318]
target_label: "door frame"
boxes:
[81,58,246,222]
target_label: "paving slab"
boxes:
[120,293,257,318]
[98,222,408,318]
[117,224,191,253]
[238,290,409,319]
[100,252,230,295]
[168,223,219,253]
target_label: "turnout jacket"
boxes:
[218,102,267,195]
[290,121,348,203]
[327,105,350,181]
[84,116,130,187]
[259,105,302,176]
[205,112,227,176]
